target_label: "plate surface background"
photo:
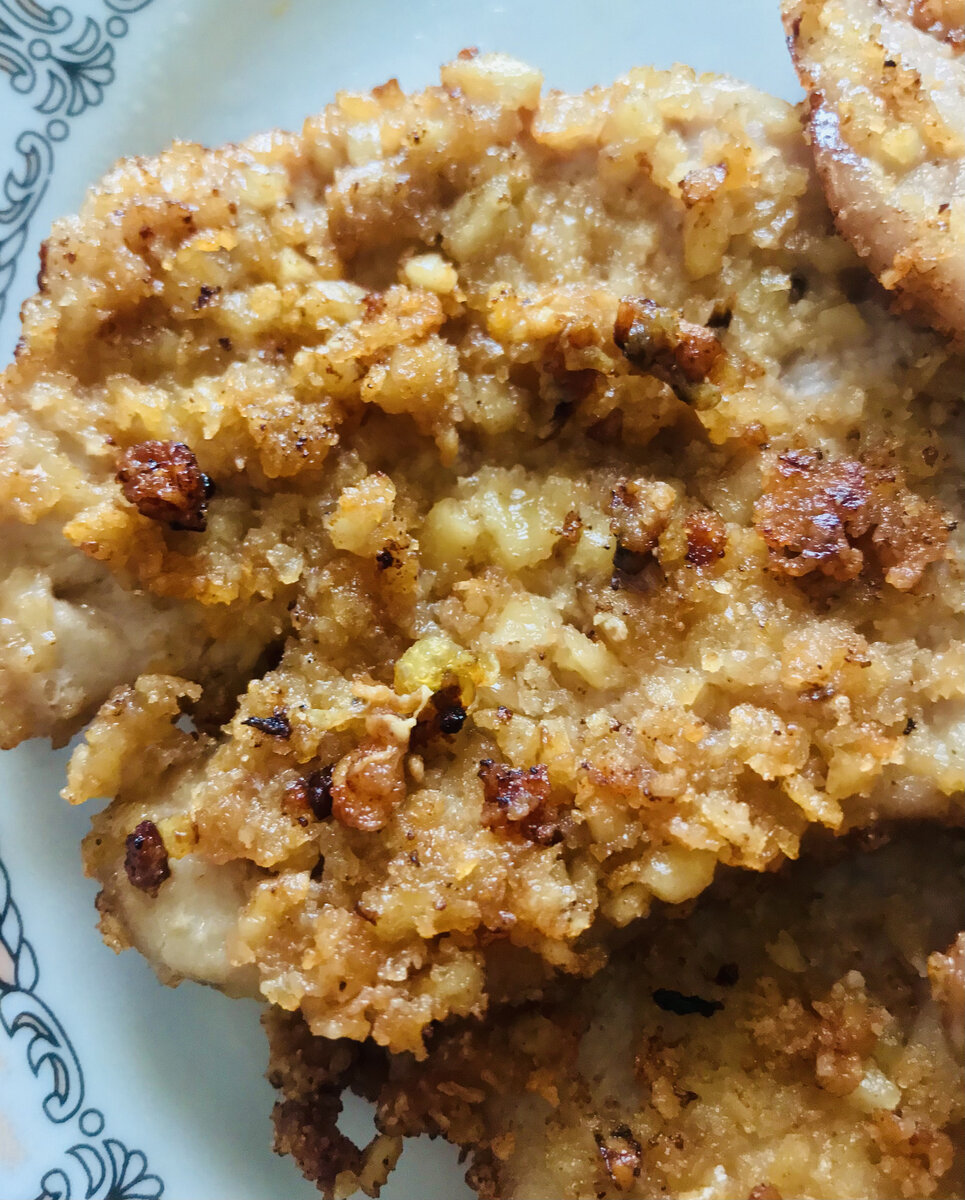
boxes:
[0,3,797,1196]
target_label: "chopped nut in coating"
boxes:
[685,508,727,566]
[116,440,212,532]
[331,740,406,831]
[478,759,560,844]
[614,297,726,404]
[754,450,950,589]
[123,819,170,895]
[478,760,550,823]
[608,478,676,556]
[18,53,956,1064]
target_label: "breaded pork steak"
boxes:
[783,0,965,341]
[267,828,965,1200]
[2,55,960,1052]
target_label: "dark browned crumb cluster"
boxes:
[123,820,170,896]
[116,440,212,532]
[266,827,965,1200]
[754,449,952,588]
[0,53,952,1058]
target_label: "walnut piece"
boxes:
[123,819,170,895]
[116,440,212,532]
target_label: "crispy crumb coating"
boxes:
[782,0,965,340]
[266,829,965,1200]
[2,55,961,1051]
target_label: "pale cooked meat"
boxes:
[783,0,965,340]
[0,520,169,747]
[0,515,283,748]
[266,829,965,1200]
[1,55,961,1053]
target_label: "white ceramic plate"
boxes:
[0,3,799,1196]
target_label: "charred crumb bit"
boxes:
[306,766,335,819]
[707,303,733,329]
[124,820,170,896]
[614,296,725,402]
[438,701,467,735]
[496,705,513,724]
[788,272,808,303]
[594,1126,643,1192]
[685,508,727,567]
[193,284,222,310]
[903,717,917,735]
[922,444,939,467]
[801,683,835,702]
[652,988,724,1018]
[748,1186,784,1200]
[218,336,233,352]
[116,440,212,532]
[753,449,950,590]
[138,225,154,241]
[243,707,293,739]
[715,961,740,987]
[376,547,397,570]
[410,684,467,750]
[286,766,334,822]
[310,856,326,882]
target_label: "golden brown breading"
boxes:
[266,828,965,1200]
[783,0,965,340]
[3,55,961,1052]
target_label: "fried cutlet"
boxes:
[266,827,965,1200]
[0,55,961,1053]
[782,0,965,341]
